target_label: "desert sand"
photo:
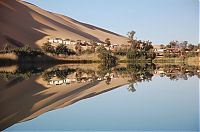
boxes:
[0,0,129,49]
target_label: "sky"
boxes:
[25,0,199,44]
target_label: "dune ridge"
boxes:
[0,0,129,49]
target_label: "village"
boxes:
[47,37,119,51]
[47,37,200,58]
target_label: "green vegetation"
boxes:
[0,45,44,61]
[42,42,76,56]
[42,68,76,82]
[125,31,156,61]
[160,40,199,58]
[0,64,44,80]
[96,45,118,67]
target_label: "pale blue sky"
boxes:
[25,0,199,44]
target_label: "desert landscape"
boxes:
[0,0,199,131]
[0,0,128,49]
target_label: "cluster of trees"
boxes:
[0,64,44,80]
[42,68,76,82]
[42,42,76,56]
[163,41,199,50]
[161,41,199,58]
[1,44,44,59]
[160,64,200,80]
[96,31,156,61]
[96,45,118,67]
[126,31,156,60]
[75,43,96,55]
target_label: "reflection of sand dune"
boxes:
[0,75,129,130]
[0,65,18,73]
[0,53,18,60]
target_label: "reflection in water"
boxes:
[0,63,199,130]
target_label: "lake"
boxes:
[0,63,199,131]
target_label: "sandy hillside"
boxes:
[0,0,129,49]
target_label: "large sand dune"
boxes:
[0,0,129,49]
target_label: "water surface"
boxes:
[0,63,199,131]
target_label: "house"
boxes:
[63,39,71,45]
[56,38,63,44]
[153,45,165,56]
[110,44,118,49]
[70,40,76,45]
[165,48,180,53]
[97,42,104,46]
[48,38,63,44]
[48,38,54,43]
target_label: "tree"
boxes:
[127,31,136,49]
[56,44,75,56]
[127,31,136,41]
[105,38,111,47]
[75,43,82,55]
[42,42,55,54]
[160,44,165,49]
[188,44,194,51]
[97,47,118,67]
[56,44,66,55]
[127,83,136,92]
[96,45,107,53]
[147,49,156,60]
[126,49,137,59]
[169,41,177,48]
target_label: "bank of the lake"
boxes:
[0,52,199,65]
[153,57,200,66]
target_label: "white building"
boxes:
[63,39,71,45]
[48,38,54,43]
[48,38,63,44]
[97,42,103,46]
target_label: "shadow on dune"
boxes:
[0,0,106,48]
[33,9,102,42]
[0,0,55,48]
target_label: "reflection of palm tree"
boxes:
[105,76,111,85]
[127,83,136,92]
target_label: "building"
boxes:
[63,39,71,45]
[48,38,63,44]
[153,45,165,57]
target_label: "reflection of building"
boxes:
[48,77,76,85]
[154,69,165,75]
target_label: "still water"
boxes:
[0,63,199,131]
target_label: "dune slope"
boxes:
[0,0,128,49]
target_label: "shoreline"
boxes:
[0,52,199,66]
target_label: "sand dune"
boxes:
[0,0,129,49]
